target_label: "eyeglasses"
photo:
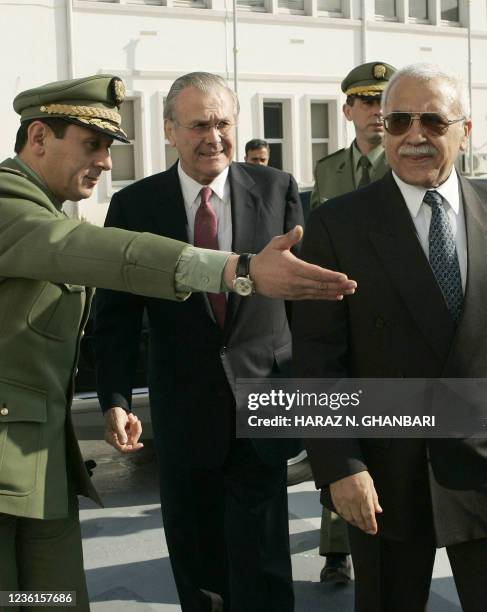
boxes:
[176,120,235,136]
[383,112,465,137]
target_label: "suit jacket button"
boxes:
[0,407,8,416]
[375,316,385,328]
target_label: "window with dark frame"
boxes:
[263,102,284,170]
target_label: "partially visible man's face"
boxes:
[383,76,470,188]
[245,146,269,166]
[164,85,236,185]
[343,96,384,147]
[39,123,112,202]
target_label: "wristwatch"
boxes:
[232,253,255,296]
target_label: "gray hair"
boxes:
[381,63,470,118]
[163,72,239,122]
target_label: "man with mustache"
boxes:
[293,63,487,611]
[292,61,396,584]
[93,71,326,612]
[0,74,355,611]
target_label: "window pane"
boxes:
[317,0,341,10]
[119,100,135,140]
[268,143,283,170]
[237,0,265,8]
[311,103,329,139]
[375,0,396,17]
[165,145,179,169]
[111,144,135,182]
[312,143,328,169]
[264,103,283,139]
[441,0,459,21]
[409,0,428,19]
[278,0,304,10]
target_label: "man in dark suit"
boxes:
[293,63,487,612]
[93,72,303,612]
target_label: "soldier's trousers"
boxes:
[0,491,89,612]
[319,507,351,555]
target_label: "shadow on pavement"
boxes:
[87,557,179,605]
[290,528,320,554]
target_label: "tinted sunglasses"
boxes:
[383,112,465,136]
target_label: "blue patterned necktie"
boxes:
[423,190,463,322]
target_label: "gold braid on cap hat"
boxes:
[40,104,122,125]
[39,103,127,137]
[345,84,385,96]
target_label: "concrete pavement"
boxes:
[79,441,461,611]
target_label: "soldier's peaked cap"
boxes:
[341,62,396,98]
[13,74,129,143]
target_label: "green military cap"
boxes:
[341,61,396,98]
[13,74,129,143]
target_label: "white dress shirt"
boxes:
[178,163,233,252]
[392,168,467,292]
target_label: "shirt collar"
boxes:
[178,162,230,206]
[14,155,63,209]
[352,141,384,170]
[392,167,460,218]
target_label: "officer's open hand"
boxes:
[104,406,144,453]
[329,471,382,535]
[224,226,357,300]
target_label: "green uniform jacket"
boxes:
[0,158,189,520]
[310,144,389,209]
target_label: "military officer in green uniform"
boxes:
[308,60,396,583]
[0,75,355,611]
[310,61,396,209]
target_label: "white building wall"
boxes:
[2,0,487,224]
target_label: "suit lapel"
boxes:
[151,163,189,242]
[368,172,455,361]
[226,163,260,327]
[151,164,211,316]
[445,177,487,372]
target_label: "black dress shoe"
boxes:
[320,554,352,585]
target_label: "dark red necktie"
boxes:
[194,186,226,328]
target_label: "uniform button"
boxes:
[0,407,8,416]
[81,330,85,338]
[202,276,209,285]
[75,368,79,376]
[375,316,385,328]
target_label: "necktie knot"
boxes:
[423,190,443,209]
[359,155,371,169]
[200,186,212,207]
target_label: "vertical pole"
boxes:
[66,0,75,79]
[467,0,474,176]
[361,0,367,63]
[232,0,240,160]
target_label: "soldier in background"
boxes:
[310,61,396,209]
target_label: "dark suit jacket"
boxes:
[94,162,302,468]
[293,170,487,547]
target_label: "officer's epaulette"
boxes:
[315,148,346,165]
[0,166,27,178]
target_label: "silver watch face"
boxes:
[233,276,254,296]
